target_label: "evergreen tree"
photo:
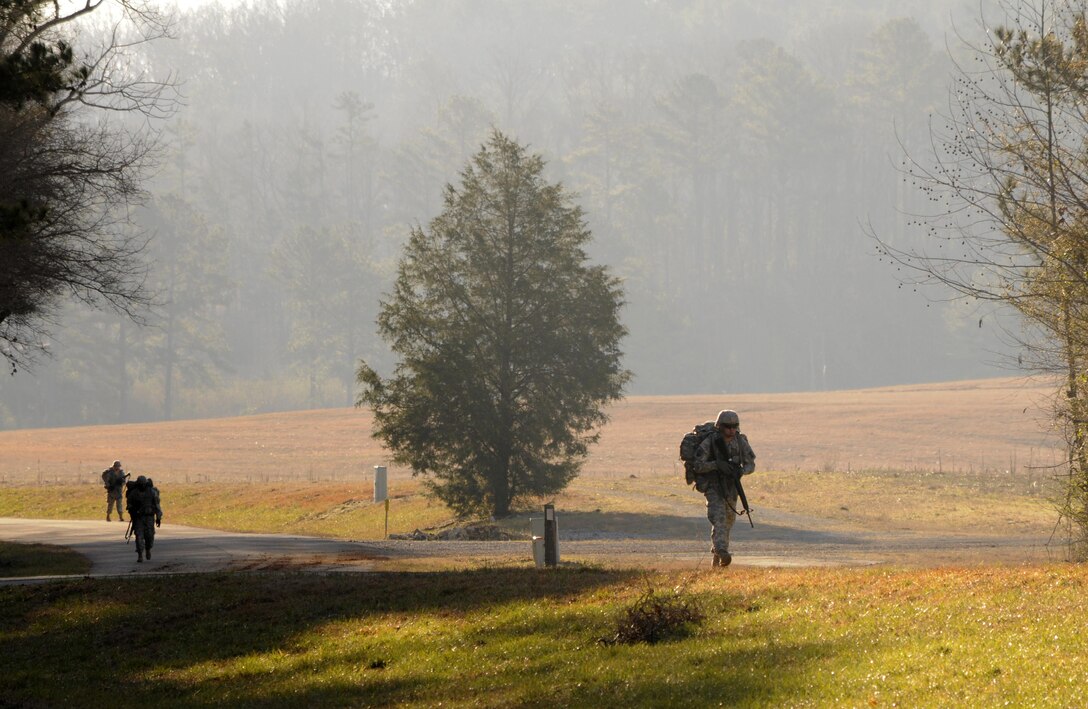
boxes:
[358,131,629,518]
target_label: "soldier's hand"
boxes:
[156,518,161,527]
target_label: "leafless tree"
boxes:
[0,0,176,373]
[870,0,1088,555]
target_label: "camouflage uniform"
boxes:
[101,464,126,521]
[125,477,162,562]
[693,425,755,562]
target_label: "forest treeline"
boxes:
[0,0,1008,427]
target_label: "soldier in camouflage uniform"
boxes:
[693,409,756,567]
[100,460,127,522]
[125,476,162,563]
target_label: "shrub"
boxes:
[602,588,704,645]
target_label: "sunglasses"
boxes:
[721,424,738,430]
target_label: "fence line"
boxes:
[0,466,407,487]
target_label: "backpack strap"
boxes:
[710,431,728,462]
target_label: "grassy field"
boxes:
[0,377,1075,706]
[3,564,1088,707]
[0,464,1057,542]
[0,376,1064,488]
[0,376,1062,546]
[0,480,453,539]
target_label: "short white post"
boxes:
[530,517,546,568]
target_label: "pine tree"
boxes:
[358,131,629,518]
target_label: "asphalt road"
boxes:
[0,513,1062,585]
[0,518,396,584]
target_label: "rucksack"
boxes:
[125,481,152,517]
[679,421,717,485]
[102,469,124,492]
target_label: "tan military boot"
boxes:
[713,551,732,567]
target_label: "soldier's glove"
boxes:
[156,518,162,527]
[718,460,743,480]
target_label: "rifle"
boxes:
[731,465,754,528]
[125,519,133,542]
[716,458,754,528]
[711,436,754,528]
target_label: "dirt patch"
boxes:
[229,551,389,572]
[390,524,517,541]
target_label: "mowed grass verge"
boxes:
[3,564,1087,707]
[0,465,1057,542]
[0,481,454,539]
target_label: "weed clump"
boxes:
[602,588,704,645]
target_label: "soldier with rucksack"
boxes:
[125,476,162,563]
[681,409,756,568]
[100,460,128,522]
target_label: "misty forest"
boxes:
[0,0,1010,428]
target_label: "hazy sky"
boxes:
[159,0,242,13]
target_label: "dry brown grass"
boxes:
[602,375,1064,479]
[0,376,1064,488]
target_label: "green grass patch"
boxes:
[0,541,91,577]
[3,564,1088,707]
[0,482,456,540]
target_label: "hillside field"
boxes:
[0,376,1066,567]
[0,376,1064,486]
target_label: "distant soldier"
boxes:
[100,460,128,522]
[692,410,756,567]
[125,476,161,563]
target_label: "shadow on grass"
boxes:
[225,608,838,708]
[0,541,92,577]
[0,567,644,707]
